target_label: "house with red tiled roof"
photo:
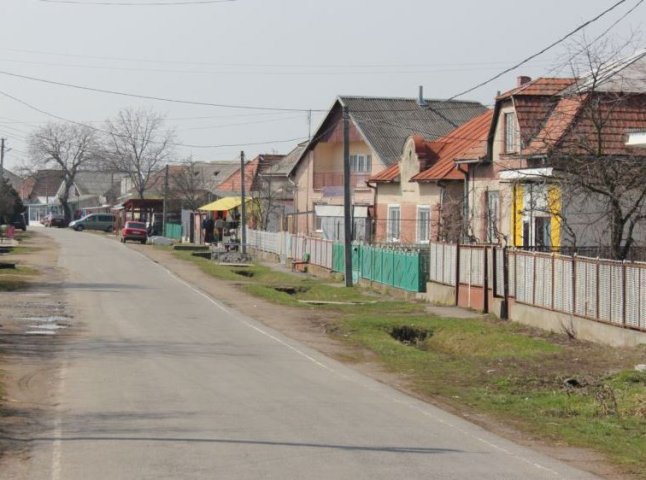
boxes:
[465,50,646,251]
[369,110,493,243]
[457,76,579,247]
[215,154,284,195]
[289,92,488,240]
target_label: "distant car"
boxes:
[120,221,148,244]
[43,213,66,228]
[69,213,115,232]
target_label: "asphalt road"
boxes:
[7,228,602,479]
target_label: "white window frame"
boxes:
[416,205,431,244]
[504,112,519,153]
[486,191,500,243]
[387,204,401,243]
[314,214,323,232]
[521,183,552,247]
[350,154,372,173]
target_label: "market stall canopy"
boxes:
[198,196,249,211]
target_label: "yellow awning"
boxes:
[198,196,245,211]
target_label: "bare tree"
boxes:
[434,195,464,243]
[250,174,281,231]
[249,160,293,232]
[28,123,99,223]
[104,107,175,200]
[544,43,646,260]
[169,158,211,211]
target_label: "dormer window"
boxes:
[504,112,520,153]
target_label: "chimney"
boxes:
[417,85,428,107]
[517,76,532,87]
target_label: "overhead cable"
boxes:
[449,0,631,99]
[0,69,325,113]
[0,88,309,150]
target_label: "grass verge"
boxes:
[169,250,646,477]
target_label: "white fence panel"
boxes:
[610,264,624,325]
[495,248,504,296]
[308,238,333,270]
[428,242,456,286]
[625,265,641,329]
[553,257,573,313]
[459,247,484,286]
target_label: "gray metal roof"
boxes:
[307,96,486,166]
[266,143,307,176]
[564,49,646,95]
[202,161,241,192]
[1,169,22,191]
[74,171,124,197]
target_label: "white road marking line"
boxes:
[51,360,68,480]
[136,249,576,479]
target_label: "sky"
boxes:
[0,0,643,171]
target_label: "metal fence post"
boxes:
[501,246,509,319]
[596,258,600,321]
[483,247,489,314]
[532,250,536,305]
[455,243,461,306]
[622,260,627,327]
[551,253,555,310]
[572,254,577,315]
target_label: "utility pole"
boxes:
[240,150,247,255]
[162,164,169,236]
[343,105,353,287]
[0,138,5,177]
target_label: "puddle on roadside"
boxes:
[28,324,67,330]
[274,286,310,296]
[18,316,70,323]
[234,270,254,278]
[24,330,56,336]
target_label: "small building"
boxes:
[370,110,493,244]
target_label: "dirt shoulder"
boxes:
[0,230,72,473]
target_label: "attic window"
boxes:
[350,154,372,173]
[504,112,520,154]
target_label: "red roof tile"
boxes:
[412,110,493,182]
[370,163,400,182]
[497,77,576,99]
[522,93,646,157]
[216,154,284,192]
[523,96,583,156]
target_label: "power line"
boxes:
[177,115,304,132]
[449,0,631,100]
[0,110,311,124]
[0,69,325,113]
[0,88,310,150]
[544,0,645,76]
[0,56,554,76]
[0,46,552,69]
